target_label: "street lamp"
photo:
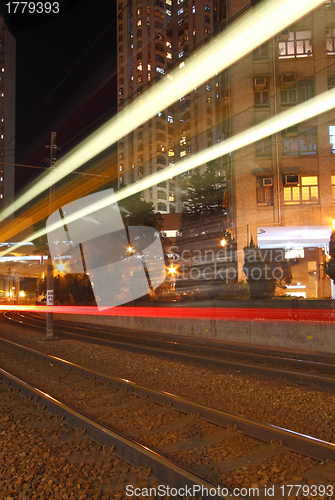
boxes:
[168,265,177,292]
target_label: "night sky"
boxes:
[0,0,117,193]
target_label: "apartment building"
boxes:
[116,0,225,214]
[117,0,335,298]
[226,0,335,298]
[0,16,15,212]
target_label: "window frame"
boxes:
[283,176,319,205]
[278,30,313,59]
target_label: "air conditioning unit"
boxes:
[284,174,299,186]
[254,77,267,89]
[286,125,299,136]
[281,74,296,87]
[263,178,273,187]
[279,29,290,41]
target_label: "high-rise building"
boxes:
[117,0,335,298]
[0,16,15,213]
[116,0,226,214]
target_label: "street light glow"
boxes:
[168,265,177,275]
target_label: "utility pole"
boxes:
[45,132,58,340]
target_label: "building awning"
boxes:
[257,226,331,249]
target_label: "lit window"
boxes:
[137,75,142,82]
[119,165,123,171]
[148,73,151,81]
[205,4,210,11]
[1,93,3,97]
[192,5,195,13]
[137,63,142,71]
[168,149,174,157]
[206,83,211,91]
[137,8,141,15]
[179,61,185,68]
[166,8,172,16]
[1,68,4,72]
[284,176,319,204]
[156,66,165,74]
[0,135,3,139]
[180,136,186,145]
[166,0,172,4]
[178,7,183,14]
[180,150,186,157]
[137,19,142,26]
[167,52,172,59]
[193,29,196,35]
[332,175,335,200]
[168,115,173,123]
[279,30,313,58]
[166,41,172,48]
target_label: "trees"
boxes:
[118,184,163,230]
[243,238,295,300]
[177,165,228,251]
[175,164,230,299]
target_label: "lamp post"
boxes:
[168,264,177,291]
[45,132,58,340]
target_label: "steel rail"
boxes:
[17,311,335,372]
[0,366,241,500]
[1,336,335,463]
[11,313,335,390]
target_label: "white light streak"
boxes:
[2,86,335,258]
[0,0,324,222]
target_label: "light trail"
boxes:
[2,86,335,258]
[0,0,324,223]
[1,304,335,323]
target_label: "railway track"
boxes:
[6,310,335,390]
[0,378,163,499]
[0,335,334,499]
